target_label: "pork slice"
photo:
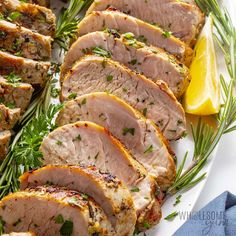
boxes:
[86,0,205,46]
[0,0,56,36]
[61,55,186,140]
[0,104,20,131]
[57,92,176,189]
[40,121,162,230]
[20,165,136,236]
[61,31,190,97]
[0,76,34,113]
[2,232,36,236]
[0,51,50,87]
[0,20,52,60]
[0,130,11,159]
[77,10,193,65]
[0,186,114,236]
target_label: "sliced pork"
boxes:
[0,0,56,36]
[57,92,176,189]
[61,55,186,140]
[0,104,20,131]
[77,10,193,65]
[0,20,52,60]
[0,76,34,112]
[86,0,204,46]
[20,165,136,236]
[0,130,11,159]
[40,121,162,230]
[0,51,50,87]
[61,31,190,97]
[2,233,36,236]
[0,186,114,236]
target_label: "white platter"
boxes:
[51,1,235,235]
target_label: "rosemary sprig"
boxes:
[55,0,93,49]
[167,0,236,195]
[0,70,62,199]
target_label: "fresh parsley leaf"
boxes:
[144,145,154,154]
[122,127,135,136]
[60,220,73,236]
[130,187,140,192]
[164,211,178,221]
[162,31,172,38]
[55,214,64,224]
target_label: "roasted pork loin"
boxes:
[0,76,34,113]
[0,51,50,87]
[0,186,115,236]
[0,104,20,131]
[0,20,52,60]
[57,92,176,189]
[61,31,190,97]
[40,121,162,229]
[0,0,56,36]
[86,0,204,46]
[61,55,186,140]
[77,9,193,65]
[20,165,137,236]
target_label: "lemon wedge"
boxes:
[183,15,220,115]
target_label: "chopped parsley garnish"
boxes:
[76,134,81,141]
[174,195,182,206]
[129,59,137,65]
[81,98,87,105]
[5,73,21,85]
[56,140,63,145]
[106,75,113,81]
[68,93,77,100]
[144,145,154,154]
[68,197,82,208]
[122,127,135,136]
[162,31,172,38]
[130,187,140,192]
[7,11,22,22]
[81,194,88,200]
[55,214,64,224]
[123,32,135,40]
[137,35,148,43]
[164,211,178,221]
[60,220,73,236]
[143,222,151,229]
